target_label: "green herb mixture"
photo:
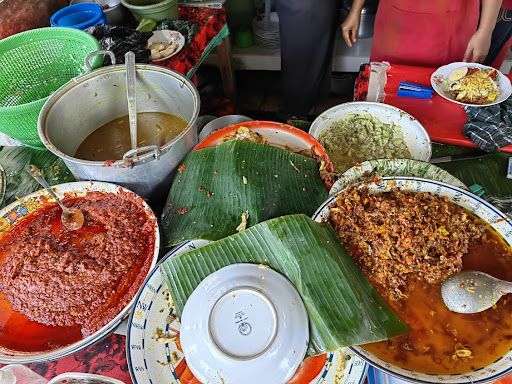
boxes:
[319,113,411,172]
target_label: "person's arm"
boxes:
[341,0,366,47]
[463,0,503,63]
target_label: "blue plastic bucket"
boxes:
[51,3,106,30]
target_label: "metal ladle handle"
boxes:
[495,279,512,295]
[125,51,138,150]
[85,50,117,71]
[122,145,161,168]
[27,165,67,212]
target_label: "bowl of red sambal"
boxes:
[313,176,512,384]
[0,181,159,363]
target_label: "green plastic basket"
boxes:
[0,27,103,149]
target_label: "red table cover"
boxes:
[356,63,512,152]
[153,6,227,77]
[0,333,131,383]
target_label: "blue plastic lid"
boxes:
[51,3,106,30]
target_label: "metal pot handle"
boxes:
[123,145,161,168]
[85,50,117,71]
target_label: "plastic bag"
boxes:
[86,24,153,66]
[0,365,48,384]
[156,19,199,46]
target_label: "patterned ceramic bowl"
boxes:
[313,176,512,384]
[329,158,467,196]
[0,181,159,364]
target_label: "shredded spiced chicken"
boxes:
[328,185,486,300]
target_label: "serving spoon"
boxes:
[27,165,84,231]
[126,50,137,150]
[441,270,512,314]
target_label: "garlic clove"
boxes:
[150,49,161,60]
[153,43,165,52]
[161,47,175,57]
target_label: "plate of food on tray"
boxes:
[431,62,512,106]
[148,30,185,62]
[126,239,369,384]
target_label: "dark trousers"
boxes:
[275,0,340,116]
[484,8,512,66]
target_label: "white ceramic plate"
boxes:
[431,62,512,107]
[329,158,467,196]
[308,102,432,172]
[313,176,512,384]
[126,240,369,384]
[0,181,159,364]
[149,30,185,62]
[181,263,309,384]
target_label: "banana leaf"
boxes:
[0,147,75,209]
[161,140,328,247]
[160,214,410,356]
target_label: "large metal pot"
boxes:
[38,63,199,202]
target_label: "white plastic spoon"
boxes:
[441,270,512,314]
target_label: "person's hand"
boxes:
[341,12,361,47]
[463,28,493,63]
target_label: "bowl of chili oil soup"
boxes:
[313,176,512,384]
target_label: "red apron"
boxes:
[370,0,480,67]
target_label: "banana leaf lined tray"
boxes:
[161,140,329,247]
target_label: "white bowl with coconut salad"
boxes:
[309,102,432,173]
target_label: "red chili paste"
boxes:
[0,191,156,343]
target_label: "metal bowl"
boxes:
[198,114,253,142]
[0,181,159,363]
[38,64,200,202]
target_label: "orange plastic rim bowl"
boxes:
[194,120,328,157]
[194,120,333,189]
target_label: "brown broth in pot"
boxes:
[75,112,188,161]
[362,220,512,374]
